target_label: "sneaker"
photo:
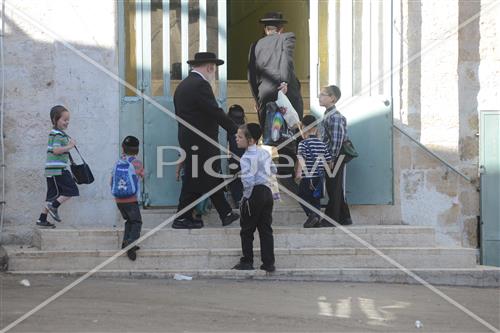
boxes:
[36,220,56,228]
[232,262,254,270]
[260,264,276,273]
[222,212,240,226]
[126,245,140,261]
[46,202,61,222]
[303,215,320,228]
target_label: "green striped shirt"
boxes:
[45,129,69,177]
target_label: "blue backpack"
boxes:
[111,157,139,198]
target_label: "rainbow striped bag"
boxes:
[263,102,294,146]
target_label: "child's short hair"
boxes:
[228,104,245,125]
[324,85,341,100]
[50,105,69,127]
[122,136,140,155]
[240,123,262,142]
[302,115,317,128]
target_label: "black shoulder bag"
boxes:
[69,146,94,185]
[339,139,359,163]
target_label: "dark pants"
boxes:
[117,202,142,246]
[228,158,243,204]
[325,162,351,224]
[239,185,274,266]
[228,178,243,204]
[298,177,322,217]
[277,145,299,194]
[177,185,232,221]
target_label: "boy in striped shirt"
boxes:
[295,115,332,228]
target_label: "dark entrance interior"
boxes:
[227,0,309,80]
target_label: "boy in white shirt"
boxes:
[232,123,277,272]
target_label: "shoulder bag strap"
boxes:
[60,130,86,165]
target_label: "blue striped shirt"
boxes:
[297,135,332,177]
[319,106,348,159]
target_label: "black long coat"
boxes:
[174,71,237,192]
[248,32,304,129]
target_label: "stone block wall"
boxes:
[0,0,120,243]
[351,0,498,247]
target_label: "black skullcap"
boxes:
[122,135,140,147]
[302,115,317,127]
[228,104,245,125]
[246,123,262,142]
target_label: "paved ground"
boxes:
[0,274,498,332]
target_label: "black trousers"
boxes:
[239,185,274,266]
[277,145,299,194]
[325,162,351,224]
[117,202,142,246]
[177,185,232,221]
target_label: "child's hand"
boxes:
[294,173,302,182]
[175,162,184,182]
[68,138,77,148]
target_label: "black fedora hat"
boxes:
[259,11,287,25]
[187,52,224,66]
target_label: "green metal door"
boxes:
[309,0,393,204]
[119,0,227,207]
[480,110,500,267]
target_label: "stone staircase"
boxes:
[4,195,500,286]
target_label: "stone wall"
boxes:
[351,0,498,247]
[1,0,120,243]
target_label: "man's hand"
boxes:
[278,82,288,94]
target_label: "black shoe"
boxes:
[303,215,320,228]
[340,218,353,225]
[318,219,336,228]
[172,217,203,229]
[126,246,139,261]
[46,202,61,222]
[36,219,56,228]
[232,262,254,270]
[222,212,239,226]
[260,264,276,273]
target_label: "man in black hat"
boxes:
[248,11,304,193]
[173,52,239,229]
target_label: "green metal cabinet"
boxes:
[480,110,500,267]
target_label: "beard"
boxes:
[207,74,217,91]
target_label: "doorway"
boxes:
[118,0,394,207]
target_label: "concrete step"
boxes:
[7,267,499,287]
[141,208,397,228]
[141,191,400,227]
[33,226,437,251]
[6,246,477,271]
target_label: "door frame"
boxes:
[309,0,394,205]
[118,0,228,207]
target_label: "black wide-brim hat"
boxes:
[187,52,224,66]
[259,11,287,25]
